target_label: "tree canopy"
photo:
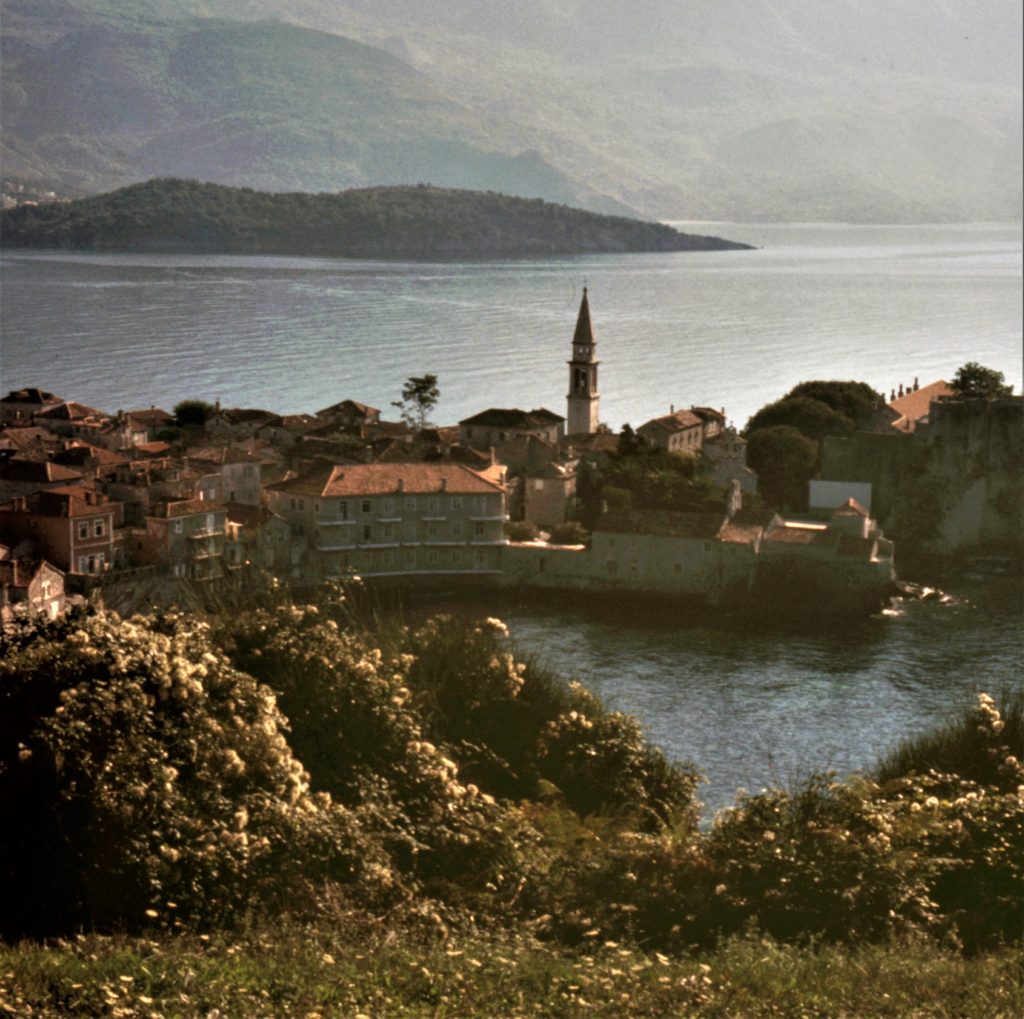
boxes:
[392,374,440,431]
[950,361,1014,399]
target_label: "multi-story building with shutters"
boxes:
[266,462,507,579]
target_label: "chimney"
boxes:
[898,383,904,397]
[890,390,896,401]
[914,377,919,391]
[670,404,674,415]
[397,478,404,492]
[440,477,448,492]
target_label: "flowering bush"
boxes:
[0,608,373,936]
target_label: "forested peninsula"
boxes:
[0,179,752,259]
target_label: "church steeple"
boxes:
[567,287,600,436]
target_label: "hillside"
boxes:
[0,178,753,258]
[2,0,1020,221]
[0,6,627,215]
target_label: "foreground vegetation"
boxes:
[0,178,752,259]
[2,585,1021,1014]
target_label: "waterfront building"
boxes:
[145,498,228,581]
[265,462,508,579]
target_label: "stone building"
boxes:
[265,462,508,579]
[145,499,228,580]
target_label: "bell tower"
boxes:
[567,287,600,436]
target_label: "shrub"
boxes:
[0,609,371,936]
[549,521,589,546]
[505,519,539,542]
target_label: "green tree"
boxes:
[746,425,818,510]
[950,361,1014,399]
[173,398,215,427]
[392,374,440,430]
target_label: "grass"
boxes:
[3,919,1022,1018]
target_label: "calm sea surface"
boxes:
[1,223,1021,813]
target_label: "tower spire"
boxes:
[566,287,600,436]
[573,286,596,347]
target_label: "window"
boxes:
[475,496,487,514]
[451,496,462,510]
[315,501,320,514]
[428,549,439,566]
[451,521,463,538]
[94,520,105,537]
[290,498,296,510]
[427,497,439,512]
[361,500,371,514]
[384,550,394,567]
[428,522,440,538]
[298,499,305,511]
[405,549,416,567]
[405,496,417,511]
[173,519,183,534]
[173,563,186,578]
[383,523,393,539]
[77,521,89,540]
[474,522,485,537]
[452,549,463,566]
[383,498,394,514]
[339,501,349,519]
[363,525,372,541]
[78,556,88,574]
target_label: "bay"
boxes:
[1,223,1021,814]
[1,223,1020,430]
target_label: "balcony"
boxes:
[190,528,225,539]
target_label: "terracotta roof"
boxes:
[36,400,108,422]
[279,414,321,431]
[572,287,597,346]
[0,460,83,484]
[460,407,564,428]
[562,433,619,453]
[268,462,505,498]
[134,441,172,457]
[125,408,174,426]
[888,381,952,433]
[833,498,869,517]
[1,485,115,518]
[53,442,128,468]
[315,399,380,419]
[690,407,726,424]
[638,410,703,436]
[762,522,833,546]
[0,426,54,449]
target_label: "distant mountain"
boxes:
[2,1,1021,222]
[0,178,753,258]
[0,4,630,214]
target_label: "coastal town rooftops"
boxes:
[52,441,129,468]
[124,408,174,427]
[2,388,62,406]
[315,399,381,420]
[637,409,704,436]
[0,484,116,517]
[0,460,83,485]
[888,380,953,433]
[268,462,505,499]
[35,400,108,422]
[459,407,565,428]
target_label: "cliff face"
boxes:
[823,397,1024,559]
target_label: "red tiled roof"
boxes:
[888,381,952,433]
[638,410,703,436]
[459,408,564,428]
[36,400,107,421]
[1,485,115,518]
[833,498,869,517]
[125,408,174,426]
[0,460,82,483]
[268,462,505,498]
